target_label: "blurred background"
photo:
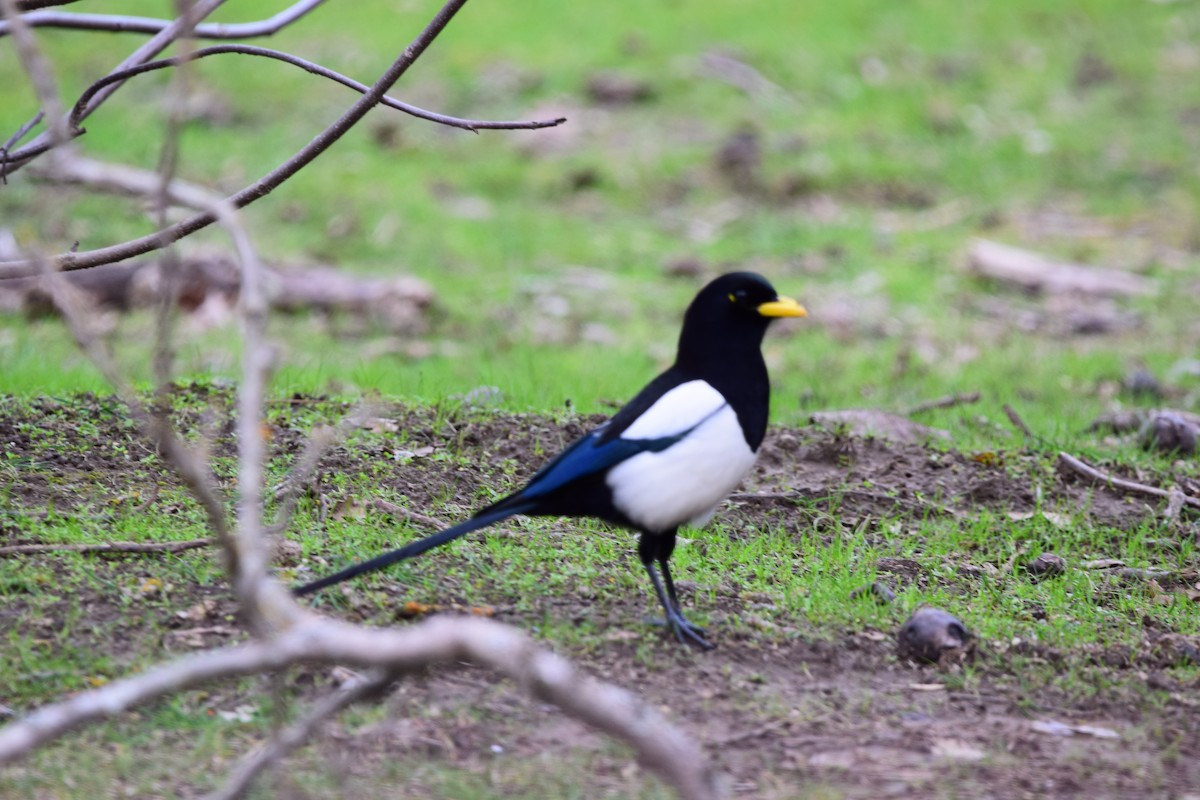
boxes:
[2,0,1198,441]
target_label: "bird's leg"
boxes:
[658,557,686,615]
[642,561,714,650]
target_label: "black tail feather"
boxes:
[293,499,536,597]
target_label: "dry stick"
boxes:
[29,154,224,209]
[371,499,447,531]
[4,0,325,38]
[0,0,553,277]
[221,195,276,628]
[0,0,227,172]
[0,539,212,557]
[1003,403,1036,439]
[0,616,719,800]
[905,391,981,416]
[206,668,396,800]
[1057,452,1200,511]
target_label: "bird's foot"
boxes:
[652,609,714,650]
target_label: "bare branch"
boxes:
[0,0,548,278]
[0,110,43,183]
[904,391,981,416]
[218,197,274,626]
[1,0,227,173]
[0,616,718,800]
[0,539,212,556]
[0,0,69,151]
[1056,452,1200,512]
[207,668,395,800]
[1003,403,1036,439]
[60,44,568,135]
[3,0,326,39]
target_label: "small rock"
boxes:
[1139,412,1197,455]
[1025,552,1066,578]
[714,124,762,193]
[1123,366,1164,399]
[663,256,706,278]
[897,607,973,664]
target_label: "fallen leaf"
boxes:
[140,577,163,595]
[401,601,435,617]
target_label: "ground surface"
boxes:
[2,390,1198,798]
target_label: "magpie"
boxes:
[295,272,806,649]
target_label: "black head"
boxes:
[676,272,806,367]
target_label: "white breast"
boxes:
[606,381,757,533]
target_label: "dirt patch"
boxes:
[2,390,1197,798]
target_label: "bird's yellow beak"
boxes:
[756,296,807,318]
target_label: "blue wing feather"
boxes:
[520,425,684,501]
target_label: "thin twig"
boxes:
[0,0,557,277]
[1003,403,1037,439]
[371,498,448,530]
[0,0,70,153]
[3,0,326,38]
[1056,452,1200,511]
[0,110,42,184]
[1,0,227,173]
[206,668,395,800]
[58,43,567,135]
[0,539,212,556]
[905,391,981,416]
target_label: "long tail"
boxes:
[293,499,536,597]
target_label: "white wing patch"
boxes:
[619,380,727,440]
[607,399,757,533]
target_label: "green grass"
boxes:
[3,0,1200,795]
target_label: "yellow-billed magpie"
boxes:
[295,272,806,649]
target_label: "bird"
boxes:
[295,272,806,649]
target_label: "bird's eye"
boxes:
[728,290,748,304]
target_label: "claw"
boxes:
[665,608,714,650]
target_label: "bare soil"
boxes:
[1,390,1197,799]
